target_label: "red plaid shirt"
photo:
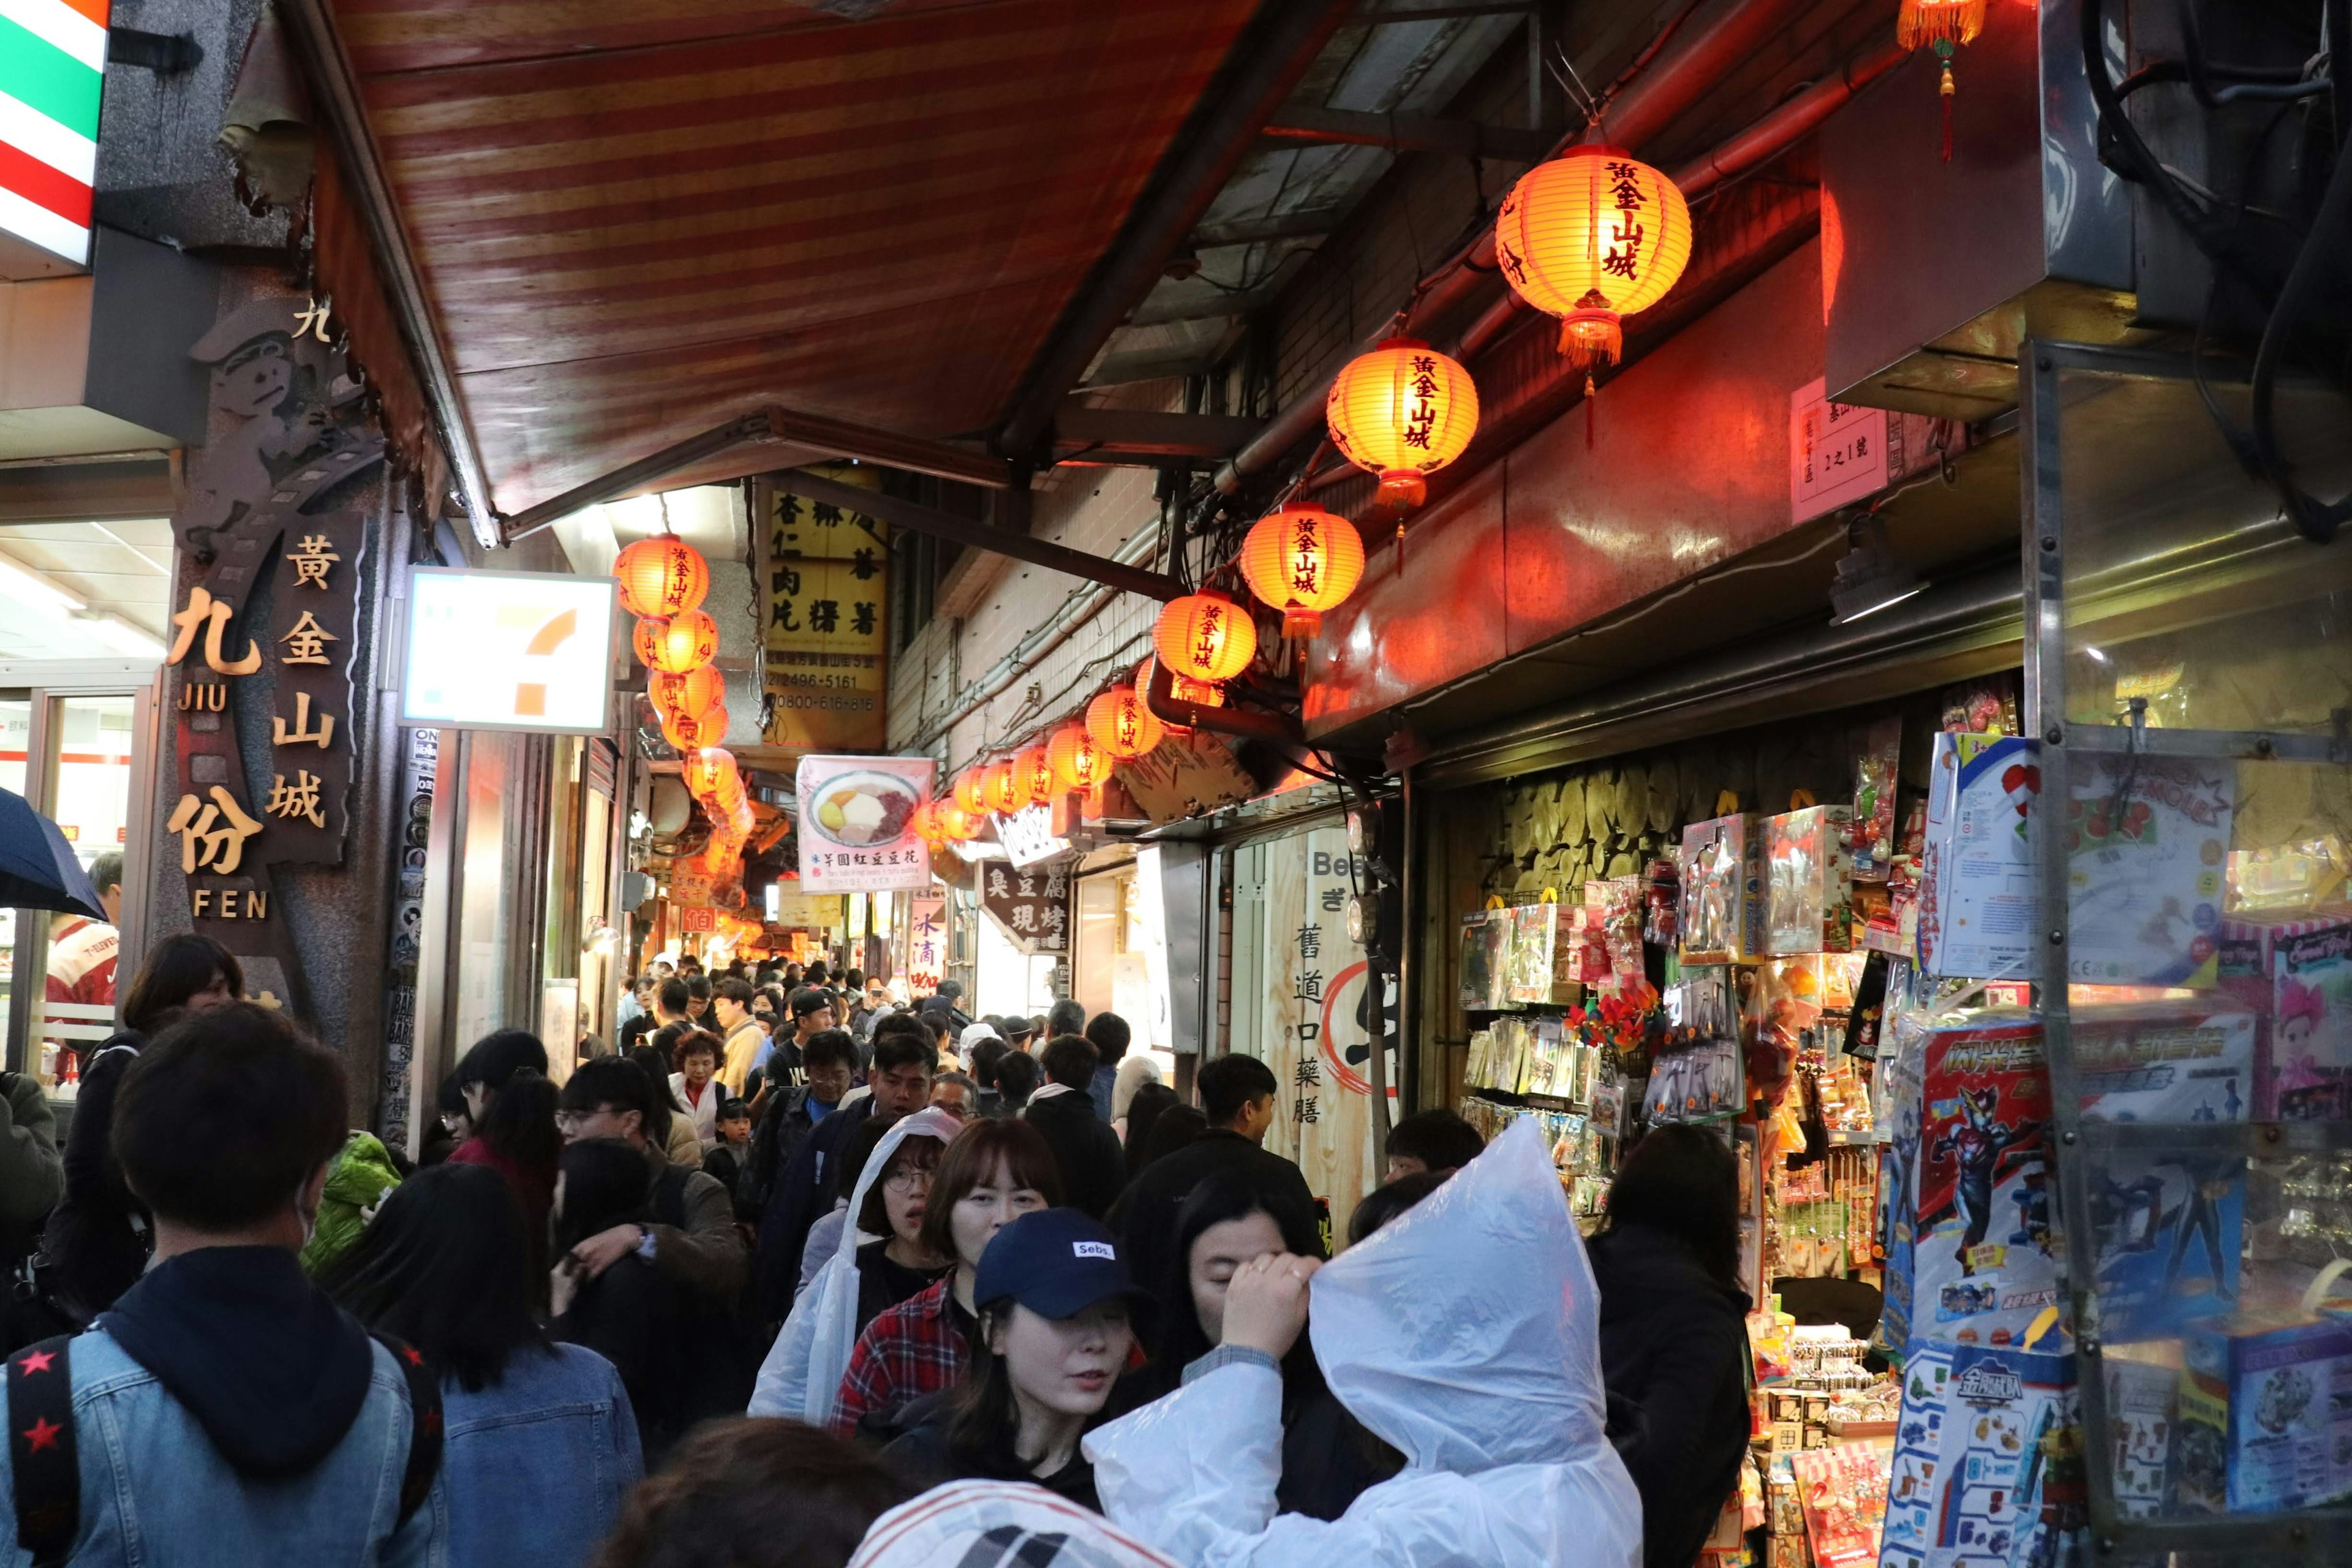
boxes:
[832,1276,971,1436]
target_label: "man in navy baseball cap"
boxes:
[974,1208,1151,1319]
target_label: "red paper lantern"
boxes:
[682,747,737,799]
[1239,503,1366,638]
[952,769,990,816]
[1494,146,1692,374]
[1325,338,1479,510]
[639,611,718,675]
[1047,724,1109,793]
[983,760,1024,816]
[935,802,981,842]
[663,703,729,753]
[1152,592,1256,685]
[911,802,947,846]
[650,663,726,722]
[1085,688,1164,760]
[1016,746,1057,807]
[614,533,710,619]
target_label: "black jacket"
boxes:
[1116,1131,1323,1301]
[552,1252,693,1463]
[1023,1090,1127,1221]
[1587,1222,1753,1568]
[753,1096,873,1319]
[43,1032,148,1319]
[883,1391,1101,1513]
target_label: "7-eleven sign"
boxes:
[0,0,108,277]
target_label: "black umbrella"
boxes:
[0,786,107,920]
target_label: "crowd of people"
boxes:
[0,941,1752,1568]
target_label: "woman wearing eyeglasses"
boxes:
[853,1123,954,1333]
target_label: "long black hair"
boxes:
[121,934,243,1033]
[554,1137,654,1256]
[1604,1121,1742,1291]
[1121,1082,1180,1181]
[473,1068,560,1173]
[322,1163,551,1392]
[1152,1168,1325,1411]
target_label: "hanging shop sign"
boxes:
[903,894,946,994]
[758,470,888,752]
[398,569,618,734]
[1789,376,1962,524]
[766,888,844,928]
[1251,824,1393,1230]
[1115,734,1257,825]
[978,857,1069,957]
[793,753,933,891]
[993,802,1068,869]
[0,0,107,276]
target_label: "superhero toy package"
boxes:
[1765,803,1857,957]
[2177,1316,2352,1514]
[1683,811,1764,965]
[1457,909,1513,1011]
[1929,1344,2083,1568]
[2073,1004,2258,1126]
[1880,1344,1951,1567]
[2103,1349,2180,1518]
[1911,1022,2058,1346]
[2083,1150,2243,1341]
[2064,754,2233,988]
[1506,902,1570,1006]
[1918,735,2042,983]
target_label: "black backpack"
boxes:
[6,1332,442,1566]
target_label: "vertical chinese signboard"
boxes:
[1250,825,1395,1230]
[758,469,888,752]
[978,858,1069,957]
[903,895,946,995]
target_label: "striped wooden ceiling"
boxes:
[331,0,1263,513]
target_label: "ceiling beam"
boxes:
[1191,206,1350,247]
[1259,104,1551,159]
[1053,407,1265,461]
[993,0,1359,459]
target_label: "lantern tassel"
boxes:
[1585,375,1597,450]
[1394,520,1405,579]
[1939,58,1955,163]
[1896,0,1985,50]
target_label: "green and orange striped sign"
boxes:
[0,0,108,273]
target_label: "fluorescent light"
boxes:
[1834,583,1924,623]
[1828,518,1925,626]
[2082,646,2110,664]
[76,614,167,658]
[0,556,85,616]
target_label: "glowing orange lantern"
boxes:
[663,704,729,753]
[639,611,718,675]
[701,832,741,875]
[1135,655,1224,712]
[1325,338,1479,510]
[983,760,1024,816]
[650,663,725,722]
[935,802,980,842]
[1047,723,1110,793]
[910,802,947,846]
[1239,503,1366,638]
[614,533,710,620]
[1086,688,1164,760]
[1153,592,1256,685]
[952,769,990,816]
[1494,145,1692,376]
[682,747,737,799]
[728,797,756,839]
[1016,746,1058,807]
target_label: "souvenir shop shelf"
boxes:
[2020,341,2352,1551]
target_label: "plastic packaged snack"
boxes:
[1852,718,1904,884]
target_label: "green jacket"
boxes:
[300,1131,402,1276]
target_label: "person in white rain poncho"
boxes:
[750,1106,963,1423]
[1082,1117,1643,1568]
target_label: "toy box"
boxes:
[1506,903,1568,1005]
[1683,811,1764,965]
[1931,1344,2081,1565]
[1457,909,1513,1011]
[2106,1350,2180,1518]
[2064,753,2233,987]
[1918,734,2042,982]
[2073,1003,2258,1125]
[2177,1317,2352,1514]
[1910,1021,2057,1347]
[1766,804,1857,956]
[1853,718,1904,884]
[2084,1147,2243,1341]
[2217,912,2352,1120]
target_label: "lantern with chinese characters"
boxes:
[701,831,741,875]
[650,663,725,722]
[614,533,710,620]
[983,759,1024,816]
[911,801,948,846]
[1325,338,1479,511]
[953,769,991,816]
[1153,592,1256,685]
[663,704,729,753]
[1494,145,1692,377]
[1085,687,1164,759]
[1016,745,1057,807]
[728,797,756,839]
[1047,723,1109,793]
[1239,503,1366,638]
[682,747,737,799]
[935,802,981,842]
[1897,0,1985,158]
[639,611,719,675]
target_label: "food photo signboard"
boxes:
[794,754,934,892]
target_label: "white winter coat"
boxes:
[1084,1117,1645,1568]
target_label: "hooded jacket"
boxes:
[1586,1222,1752,1568]
[1023,1087,1126,1221]
[0,1245,445,1565]
[1085,1118,1642,1568]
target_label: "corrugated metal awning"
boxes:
[326,0,1265,514]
